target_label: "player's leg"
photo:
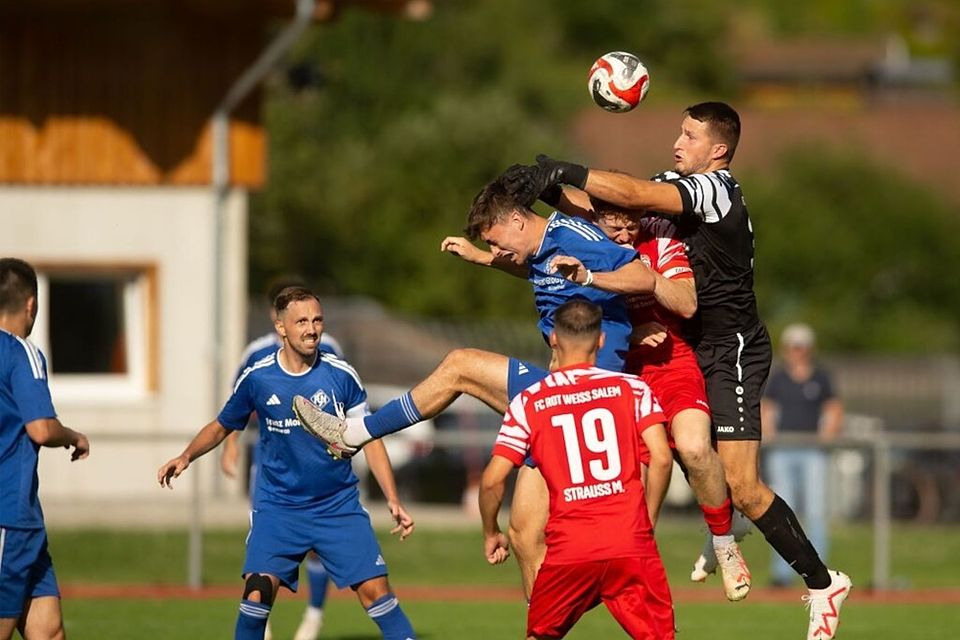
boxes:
[765,447,800,586]
[238,508,309,640]
[236,572,280,640]
[718,407,850,636]
[673,408,749,601]
[653,364,750,601]
[508,465,549,600]
[601,557,675,640]
[352,576,416,640]
[296,349,513,453]
[0,528,64,640]
[313,498,415,639]
[17,596,65,640]
[0,618,15,640]
[294,552,330,640]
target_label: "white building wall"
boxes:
[0,187,248,504]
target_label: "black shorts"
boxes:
[695,323,772,441]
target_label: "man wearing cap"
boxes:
[761,324,844,587]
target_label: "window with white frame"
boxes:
[32,265,157,401]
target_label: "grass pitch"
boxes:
[50,520,959,638]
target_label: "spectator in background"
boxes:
[761,323,844,587]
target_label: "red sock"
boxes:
[701,497,733,536]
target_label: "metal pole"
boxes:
[195,0,317,590]
[872,434,892,590]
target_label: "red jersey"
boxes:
[493,364,666,564]
[626,217,695,369]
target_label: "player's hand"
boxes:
[387,500,415,541]
[631,321,668,348]
[157,455,190,489]
[535,154,589,190]
[484,532,510,565]
[549,255,589,285]
[497,163,541,207]
[441,236,490,265]
[69,431,90,461]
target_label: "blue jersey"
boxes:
[528,212,638,370]
[219,350,368,510]
[0,330,56,528]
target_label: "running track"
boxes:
[61,583,960,605]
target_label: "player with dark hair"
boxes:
[293,178,677,597]
[0,258,90,640]
[221,277,342,640]
[158,287,416,640]
[550,194,751,600]
[512,101,851,640]
[480,299,674,639]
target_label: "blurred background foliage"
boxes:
[250,0,959,352]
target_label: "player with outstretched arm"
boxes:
[512,101,851,640]
[157,287,416,640]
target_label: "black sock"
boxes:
[752,494,831,589]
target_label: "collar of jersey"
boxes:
[275,347,320,377]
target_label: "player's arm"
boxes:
[583,169,684,215]
[24,418,89,461]
[550,256,656,294]
[478,455,514,565]
[220,430,241,478]
[530,156,685,215]
[640,422,672,528]
[545,185,595,220]
[158,420,231,488]
[653,274,697,319]
[363,439,415,540]
[441,236,529,278]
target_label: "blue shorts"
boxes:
[0,526,60,618]
[508,359,549,468]
[243,492,386,591]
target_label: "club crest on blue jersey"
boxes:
[311,389,330,410]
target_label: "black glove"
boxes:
[538,183,563,207]
[497,163,541,208]
[535,154,589,190]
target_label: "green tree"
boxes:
[748,147,960,353]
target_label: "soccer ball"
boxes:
[587,51,650,113]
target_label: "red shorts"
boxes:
[527,557,674,639]
[639,358,710,425]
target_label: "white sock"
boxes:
[712,534,735,549]
[303,606,323,621]
[344,417,372,447]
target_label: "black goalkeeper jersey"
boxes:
[652,170,760,340]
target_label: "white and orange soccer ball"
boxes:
[587,51,650,113]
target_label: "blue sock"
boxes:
[366,593,416,640]
[365,392,423,439]
[235,599,271,640]
[306,556,330,609]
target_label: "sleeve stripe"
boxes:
[15,336,44,380]
[554,217,605,242]
[233,355,275,393]
[326,356,363,388]
[679,172,734,223]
